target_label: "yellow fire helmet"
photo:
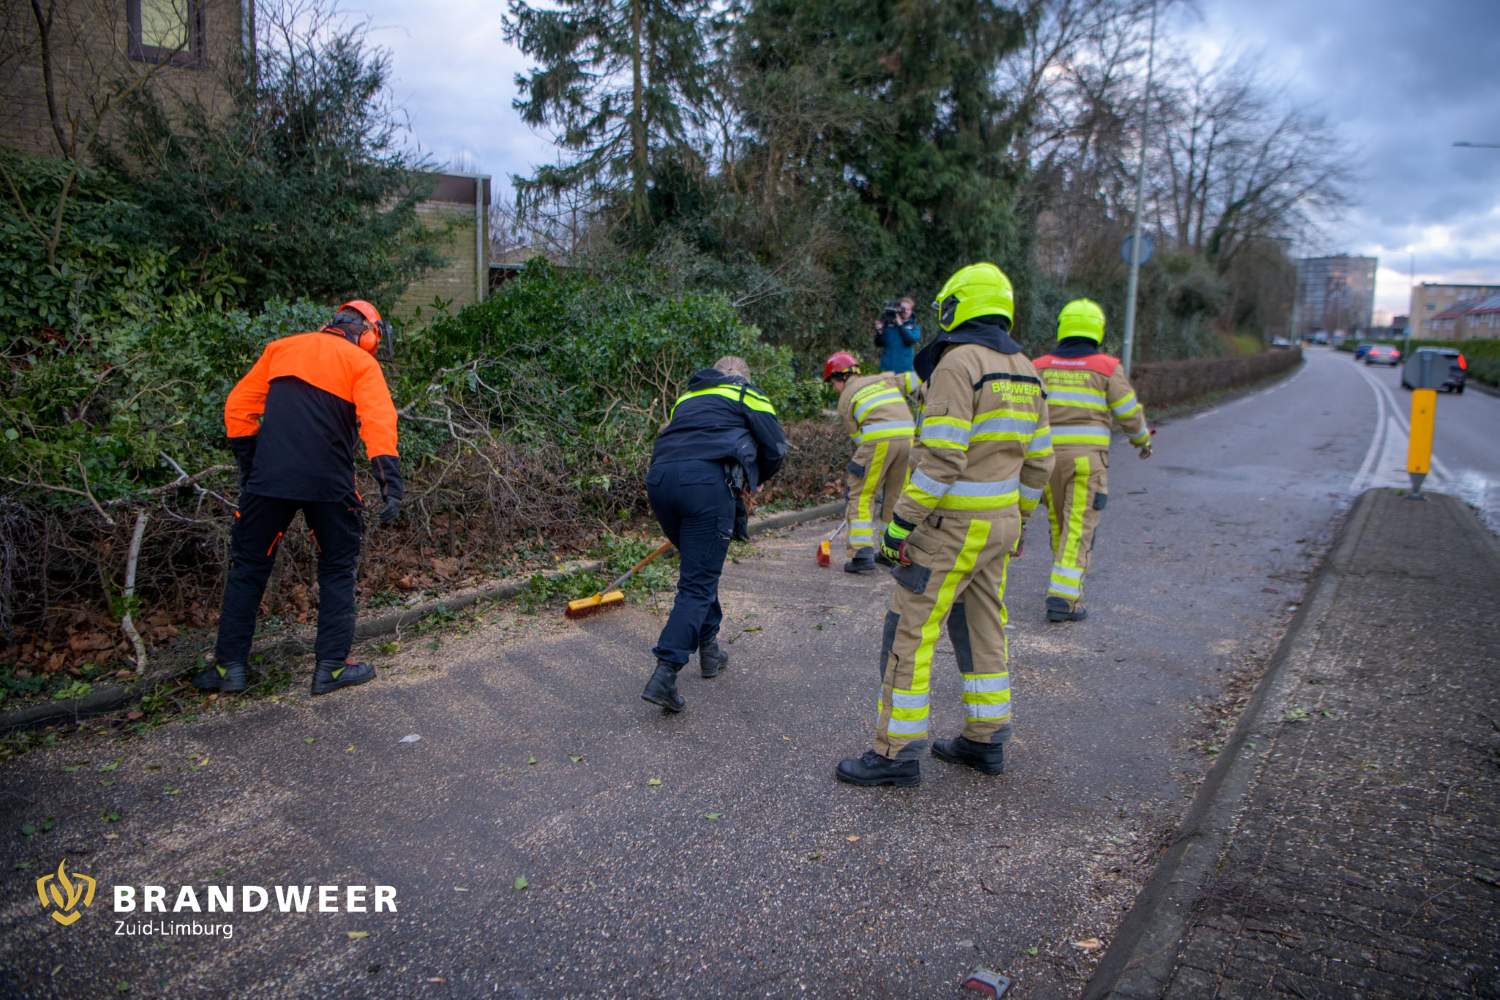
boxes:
[1057,297,1106,344]
[933,262,1015,332]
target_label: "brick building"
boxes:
[394,172,492,316]
[4,1,490,314]
[2,0,247,159]
[1407,282,1500,340]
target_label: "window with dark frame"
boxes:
[127,0,204,66]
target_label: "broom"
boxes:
[816,518,848,567]
[565,540,675,620]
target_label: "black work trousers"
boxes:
[214,493,364,666]
[647,460,734,668]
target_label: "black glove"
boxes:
[228,436,257,493]
[371,455,404,526]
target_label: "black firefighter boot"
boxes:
[1046,597,1088,623]
[835,750,920,787]
[311,659,377,696]
[641,660,685,713]
[191,661,248,694]
[699,641,729,679]
[931,735,1006,775]
[843,548,877,574]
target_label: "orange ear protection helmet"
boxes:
[333,299,389,355]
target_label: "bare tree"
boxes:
[1151,56,1352,269]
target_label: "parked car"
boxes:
[1353,343,1374,360]
[1401,347,1468,393]
[1365,344,1401,366]
[1270,336,1293,349]
[1311,331,1330,345]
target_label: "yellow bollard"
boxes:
[1407,387,1436,498]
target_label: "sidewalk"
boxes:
[1088,489,1500,999]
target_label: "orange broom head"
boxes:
[816,540,831,566]
[564,589,626,620]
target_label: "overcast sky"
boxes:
[360,0,1500,322]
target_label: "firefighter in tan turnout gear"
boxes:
[836,263,1054,787]
[1032,298,1152,623]
[821,351,920,573]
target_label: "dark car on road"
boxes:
[1353,342,1374,360]
[1365,344,1401,366]
[1401,347,1468,394]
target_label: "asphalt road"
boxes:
[1339,346,1500,532]
[2,348,1493,999]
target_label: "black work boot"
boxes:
[699,641,729,679]
[835,749,920,787]
[931,735,1006,775]
[311,659,376,696]
[191,661,247,693]
[843,549,877,574]
[1046,597,1088,623]
[641,661,685,713]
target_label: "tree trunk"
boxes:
[629,0,648,228]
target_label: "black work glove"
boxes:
[371,455,404,527]
[228,436,257,493]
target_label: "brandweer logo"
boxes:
[36,859,96,926]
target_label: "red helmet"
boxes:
[822,351,860,382]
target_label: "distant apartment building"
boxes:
[1425,293,1500,341]
[1408,283,1500,340]
[1292,255,1377,336]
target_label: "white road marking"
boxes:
[1350,363,1389,495]
[1351,362,1453,485]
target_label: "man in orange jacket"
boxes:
[194,300,403,696]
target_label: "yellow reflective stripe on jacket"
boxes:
[671,384,776,418]
[858,420,916,443]
[853,392,905,423]
[1025,428,1053,459]
[1052,425,1111,447]
[969,408,1038,443]
[903,469,1019,512]
[1045,388,1108,410]
[1110,391,1142,419]
[919,414,971,450]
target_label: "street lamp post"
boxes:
[1120,0,1158,377]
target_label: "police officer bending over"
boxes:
[641,356,788,713]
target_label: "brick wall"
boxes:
[2,0,241,159]
[394,176,490,317]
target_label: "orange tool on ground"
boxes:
[565,540,674,620]
[816,518,848,567]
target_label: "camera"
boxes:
[880,300,901,326]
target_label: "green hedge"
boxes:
[1132,347,1302,408]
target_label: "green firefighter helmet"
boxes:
[1057,297,1106,344]
[933,262,1015,333]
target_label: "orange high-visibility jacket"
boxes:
[224,331,399,502]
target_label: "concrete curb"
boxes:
[1082,488,1381,1000]
[0,500,844,734]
